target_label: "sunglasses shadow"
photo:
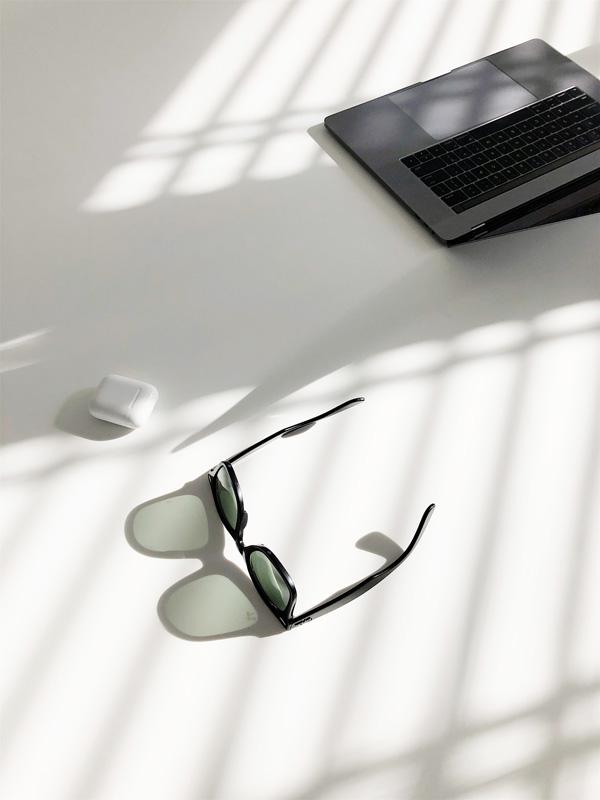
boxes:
[124,473,282,641]
[125,474,407,639]
[307,532,406,607]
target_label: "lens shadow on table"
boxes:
[125,473,282,641]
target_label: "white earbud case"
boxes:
[89,374,158,428]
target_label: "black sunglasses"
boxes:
[208,398,435,630]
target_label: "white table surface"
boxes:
[1,2,599,799]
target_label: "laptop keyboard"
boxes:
[401,87,600,213]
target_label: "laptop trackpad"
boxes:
[389,60,537,140]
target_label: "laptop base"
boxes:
[471,173,600,241]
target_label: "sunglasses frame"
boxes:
[208,398,435,630]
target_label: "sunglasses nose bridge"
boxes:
[235,510,248,554]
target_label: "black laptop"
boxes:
[324,39,600,244]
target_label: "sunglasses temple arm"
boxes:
[289,504,435,627]
[226,397,365,465]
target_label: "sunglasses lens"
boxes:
[214,465,239,530]
[249,550,290,611]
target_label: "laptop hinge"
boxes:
[471,168,600,241]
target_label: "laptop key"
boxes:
[475,177,493,192]
[526,155,544,169]
[485,160,502,173]
[582,104,600,118]
[516,119,535,133]
[543,120,561,133]
[402,154,420,168]
[563,96,593,113]
[485,146,502,159]
[547,133,564,146]
[412,157,446,176]
[455,146,472,160]
[500,166,519,180]
[422,168,449,186]
[498,154,515,167]
[441,189,467,206]
[444,176,464,191]
[462,183,481,198]
[571,122,589,137]
[441,139,460,152]
[487,172,505,187]
[445,163,463,176]
[428,144,446,157]
[567,109,590,123]
[470,152,489,165]
[513,160,531,174]
[472,165,490,179]
[431,181,450,197]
